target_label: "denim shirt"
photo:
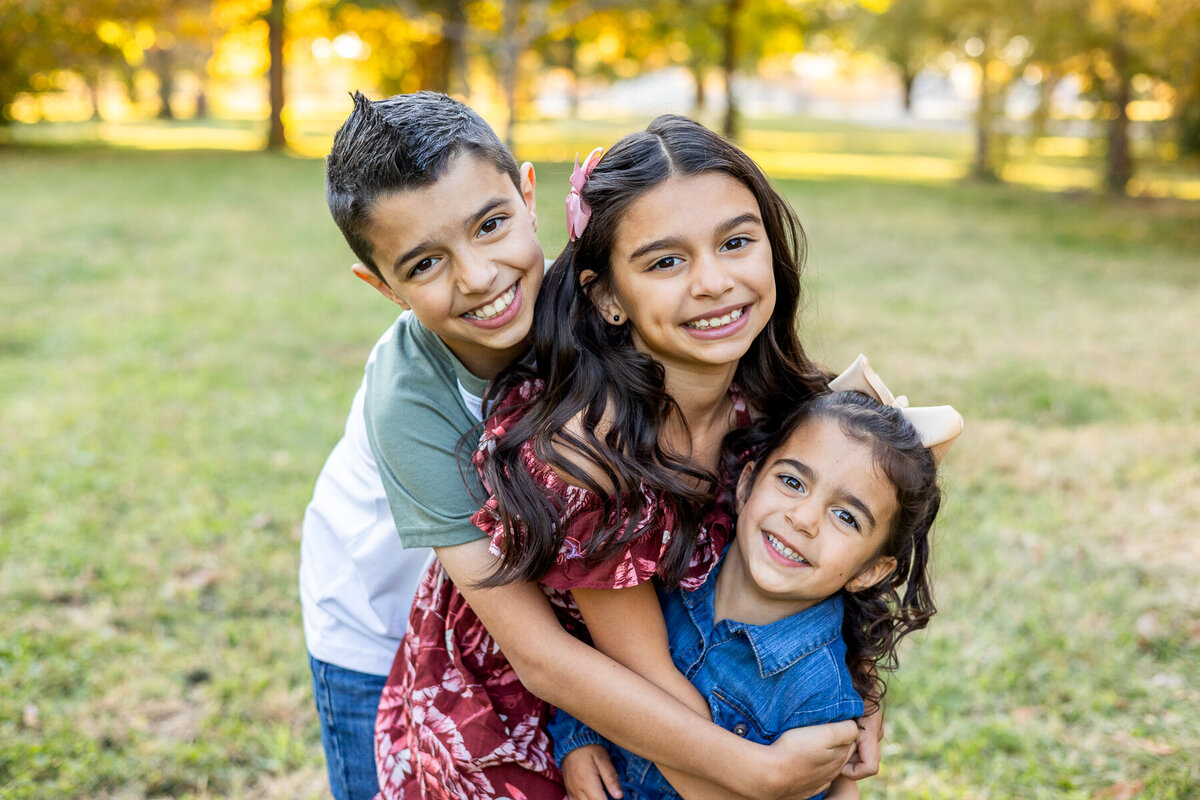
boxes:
[548,559,864,800]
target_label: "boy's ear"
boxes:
[351,263,410,310]
[735,462,756,512]
[846,556,897,593]
[579,269,627,325]
[519,161,537,231]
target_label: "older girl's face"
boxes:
[598,172,776,376]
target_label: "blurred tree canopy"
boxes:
[1,0,1194,193]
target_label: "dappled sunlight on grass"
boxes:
[7,114,1200,199]
[748,150,966,183]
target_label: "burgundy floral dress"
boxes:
[375,379,748,800]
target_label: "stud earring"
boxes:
[613,313,621,322]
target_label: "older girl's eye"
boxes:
[478,215,506,236]
[721,235,751,251]
[778,473,804,492]
[650,255,681,271]
[834,508,860,531]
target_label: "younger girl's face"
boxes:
[733,416,899,616]
[601,172,776,376]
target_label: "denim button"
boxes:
[733,722,748,736]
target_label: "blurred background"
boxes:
[1,2,1198,799]
[2,0,1199,195]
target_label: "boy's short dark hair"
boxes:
[325,91,521,279]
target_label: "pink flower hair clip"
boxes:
[565,146,604,242]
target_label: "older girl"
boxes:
[376,116,871,800]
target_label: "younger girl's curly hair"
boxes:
[742,390,942,710]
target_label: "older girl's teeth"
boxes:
[767,534,807,564]
[688,307,743,330]
[465,285,516,320]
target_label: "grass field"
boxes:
[1,133,1198,799]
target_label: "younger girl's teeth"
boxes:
[688,307,743,330]
[767,533,808,564]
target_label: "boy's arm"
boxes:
[436,539,856,800]
[572,584,711,718]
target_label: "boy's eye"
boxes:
[478,215,506,236]
[650,255,682,271]
[721,235,751,251]
[833,508,860,531]
[408,257,436,278]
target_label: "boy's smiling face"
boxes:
[354,151,543,379]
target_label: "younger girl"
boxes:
[551,358,963,800]
[376,116,858,800]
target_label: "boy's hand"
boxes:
[841,705,883,780]
[562,744,623,800]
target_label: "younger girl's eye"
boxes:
[833,508,860,531]
[721,235,751,251]
[650,255,681,271]
[478,215,506,236]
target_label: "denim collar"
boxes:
[682,553,846,678]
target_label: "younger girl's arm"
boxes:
[572,583,711,719]
[436,538,858,800]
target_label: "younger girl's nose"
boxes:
[783,501,820,537]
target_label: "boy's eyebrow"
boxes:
[390,197,511,276]
[626,213,765,262]
[772,457,878,531]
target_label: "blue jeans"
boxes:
[308,653,388,800]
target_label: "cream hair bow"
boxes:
[829,354,964,465]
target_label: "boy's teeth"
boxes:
[465,285,516,320]
[767,533,807,564]
[687,307,743,330]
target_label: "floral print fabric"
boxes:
[374,380,746,800]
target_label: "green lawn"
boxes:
[1,137,1198,799]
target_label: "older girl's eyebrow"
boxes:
[715,212,763,237]
[628,235,687,262]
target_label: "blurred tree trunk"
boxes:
[721,0,742,139]
[501,0,520,148]
[1104,37,1133,195]
[900,67,916,114]
[971,39,999,182]
[691,60,706,115]
[1029,70,1060,141]
[266,0,286,150]
[150,48,175,120]
[446,0,468,96]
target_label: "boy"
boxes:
[301,90,542,800]
[305,91,873,800]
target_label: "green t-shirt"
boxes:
[363,313,490,549]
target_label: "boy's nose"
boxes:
[456,255,499,294]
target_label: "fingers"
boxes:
[563,745,623,800]
[596,748,624,799]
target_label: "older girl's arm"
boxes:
[437,538,856,800]
[572,583,711,718]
